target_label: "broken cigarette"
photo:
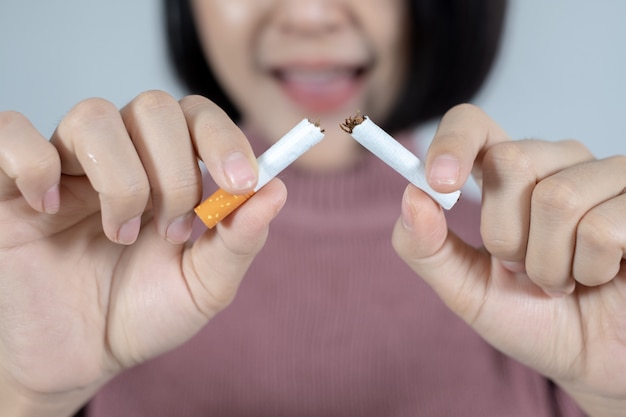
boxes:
[341,114,460,210]
[195,119,325,228]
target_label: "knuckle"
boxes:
[150,175,201,205]
[189,280,238,320]
[0,113,59,179]
[577,211,620,252]
[524,262,555,289]
[61,98,118,132]
[606,154,626,168]
[560,139,594,159]
[532,177,583,219]
[202,282,239,316]
[441,103,491,130]
[71,97,118,120]
[0,111,28,131]
[100,173,150,203]
[179,94,212,110]
[21,149,59,179]
[129,90,178,114]
[482,141,534,181]
[179,96,234,134]
[121,179,151,201]
[446,102,483,118]
[481,229,524,260]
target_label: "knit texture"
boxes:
[87,134,585,417]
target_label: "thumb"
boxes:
[392,184,491,321]
[183,178,287,317]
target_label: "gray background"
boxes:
[1,0,624,158]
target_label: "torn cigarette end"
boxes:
[340,111,365,134]
[343,113,461,210]
[194,118,325,229]
[194,189,255,229]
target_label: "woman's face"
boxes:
[191,0,409,171]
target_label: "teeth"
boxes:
[279,68,355,84]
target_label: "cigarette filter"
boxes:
[342,115,460,210]
[195,119,325,228]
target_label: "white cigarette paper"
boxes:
[194,119,324,229]
[254,119,325,191]
[348,117,460,210]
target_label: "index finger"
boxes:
[425,104,510,193]
[0,111,61,214]
[180,96,258,194]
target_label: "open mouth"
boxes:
[270,64,368,113]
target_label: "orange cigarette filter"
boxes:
[194,189,255,229]
[194,119,325,229]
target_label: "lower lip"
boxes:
[275,73,365,114]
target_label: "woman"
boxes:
[1,1,624,416]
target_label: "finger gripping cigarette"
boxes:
[341,114,461,210]
[195,119,325,228]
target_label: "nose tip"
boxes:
[276,0,346,35]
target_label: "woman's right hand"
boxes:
[0,92,287,417]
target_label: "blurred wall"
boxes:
[0,0,184,135]
[472,0,626,158]
[1,0,624,158]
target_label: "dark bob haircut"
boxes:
[164,0,507,132]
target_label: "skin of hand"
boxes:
[0,93,287,416]
[392,104,626,417]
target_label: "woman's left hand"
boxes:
[392,104,626,417]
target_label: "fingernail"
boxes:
[223,152,256,190]
[166,214,194,244]
[117,215,141,245]
[43,184,60,214]
[430,155,460,186]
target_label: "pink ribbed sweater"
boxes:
[87,134,585,417]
